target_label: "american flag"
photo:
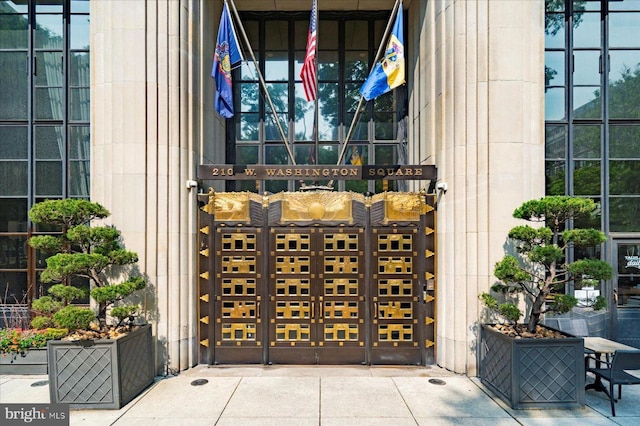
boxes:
[300,0,318,102]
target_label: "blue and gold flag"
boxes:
[360,3,405,101]
[212,2,243,118]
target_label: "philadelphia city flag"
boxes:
[212,2,243,118]
[359,2,405,101]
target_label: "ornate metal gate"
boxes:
[198,191,435,365]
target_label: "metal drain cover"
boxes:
[31,380,49,387]
[190,379,209,386]
[428,378,446,385]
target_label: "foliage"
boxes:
[28,199,146,334]
[0,328,67,355]
[481,196,613,333]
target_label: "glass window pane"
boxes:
[69,160,90,197]
[0,161,28,195]
[265,51,288,81]
[240,82,259,112]
[35,161,62,196]
[609,13,640,48]
[545,13,565,49]
[573,50,600,85]
[71,0,90,13]
[294,144,316,165]
[1,1,28,13]
[0,126,27,159]
[237,113,259,141]
[610,0,640,11]
[265,145,288,165]
[573,86,601,119]
[318,82,339,141]
[0,272,28,307]
[0,198,27,232]
[69,52,90,86]
[69,126,90,160]
[546,160,566,195]
[239,56,259,80]
[610,161,640,195]
[36,0,62,13]
[345,21,368,49]
[610,197,640,232]
[545,124,566,158]
[0,13,28,48]
[609,51,640,119]
[318,144,338,165]
[294,83,315,141]
[35,87,63,120]
[545,87,565,120]
[0,235,27,268]
[610,125,640,159]
[70,13,90,50]
[546,1,564,13]
[265,83,287,113]
[345,111,369,142]
[70,87,90,121]
[375,112,396,140]
[35,14,63,50]
[573,160,600,196]
[265,21,287,50]
[0,52,28,120]
[573,125,600,158]
[345,51,368,81]
[344,145,367,165]
[236,145,258,164]
[318,51,339,81]
[573,196,600,229]
[35,51,63,87]
[318,21,338,50]
[375,145,397,164]
[545,51,564,86]
[572,12,600,49]
[35,126,63,159]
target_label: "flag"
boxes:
[348,146,363,165]
[212,2,243,118]
[359,3,405,101]
[300,0,318,102]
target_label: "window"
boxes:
[229,11,407,194]
[0,0,90,309]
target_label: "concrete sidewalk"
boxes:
[3,365,640,425]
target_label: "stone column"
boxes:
[91,0,202,373]
[409,0,545,374]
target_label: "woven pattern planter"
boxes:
[480,324,585,409]
[47,324,154,409]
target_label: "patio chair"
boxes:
[585,350,640,416]
[557,318,590,337]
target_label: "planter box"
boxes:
[480,324,585,409]
[0,349,48,375]
[48,324,154,409]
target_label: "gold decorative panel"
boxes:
[324,324,358,341]
[324,256,359,274]
[373,192,429,223]
[275,324,310,341]
[378,279,413,296]
[221,233,257,251]
[378,324,413,341]
[206,192,261,222]
[324,234,359,251]
[272,192,358,222]
[324,278,359,296]
[275,278,310,296]
[275,234,311,251]
[221,301,257,318]
[378,301,412,319]
[221,323,256,341]
[221,256,256,273]
[378,234,413,251]
[323,301,359,318]
[221,278,256,296]
[378,256,413,274]
[276,256,310,274]
[275,301,311,319]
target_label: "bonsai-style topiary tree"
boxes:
[481,196,613,334]
[29,199,146,335]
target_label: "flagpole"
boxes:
[226,0,297,166]
[313,1,319,166]
[328,0,402,189]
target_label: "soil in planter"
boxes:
[489,323,568,339]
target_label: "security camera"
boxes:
[186,180,198,190]
[435,182,448,192]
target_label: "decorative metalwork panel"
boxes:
[378,234,413,251]
[378,301,412,319]
[275,301,311,319]
[221,323,257,341]
[221,301,257,318]
[324,278,359,296]
[275,324,310,342]
[275,256,311,274]
[275,234,311,251]
[377,256,413,274]
[221,233,257,251]
[324,324,359,341]
[324,256,359,274]
[324,301,359,318]
[221,278,256,296]
[324,234,359,251]
[378,324,414,342]
[221,256,256,273]
[378,279,413,296]
[275,278,310,296]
